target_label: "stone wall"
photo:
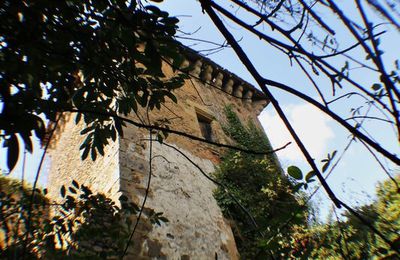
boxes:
[46,113,121,202]
[46,48,273,259]
[119,129,238,259]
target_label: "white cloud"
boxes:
[259,103,335,164]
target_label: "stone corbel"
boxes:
[233,85,244,98]
[214,72,224,88]
[201,64,213,83]
[243,89,253,103]
[223,79,234,94]
[191,60,202,77]
[253,99,268,114]
[180,59,190,69]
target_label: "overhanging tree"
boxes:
[0,0,188,171]
[1,0,399,257]
[197,0,399,254]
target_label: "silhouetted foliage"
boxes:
[0,0,188,171]
[0,177,167,259]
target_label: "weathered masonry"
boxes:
[46,47,271,259]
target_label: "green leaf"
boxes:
[81,146,90,160]
[114,118,124,137]
[72,180,79,189]
[165,91,177,103]
[157,133,164,143]
[293,183,304,193]
[372,83,382,91]
[75,113,82,124]
[322,162,330,173]
[305,171,315,182]
[119,195,128,201]
[7,134,19,172]
[20,131,33,153]
[60,185,66,198]
[287,166,303,180]
[91,147,97,161]
[377,247,388,255]
[80,125,95,135]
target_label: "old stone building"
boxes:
[46,47,272,259]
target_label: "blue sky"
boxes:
[156,0,400,220]
[2,0,399,221]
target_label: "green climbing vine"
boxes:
[214,106,308,259]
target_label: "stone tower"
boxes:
[46,47,270,259]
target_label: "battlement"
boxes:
[182,46,268,114]
[45,45,274,260]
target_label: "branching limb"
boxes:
[199,0,342,208]
[198,1,400,253]
[22,114,62,259]
[65,108,282,155]
[265,80,400,165]
[159,142,260,233]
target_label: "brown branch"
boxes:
[358,138,400,191]
[65,108,287,155]
[297,0,336,35]
[122,130,153,258]
[345,115,394,124]
[355,0,400,140]
[267,0,285,18]
[366,0,400,30]
[317,30,385,60]
[293,55,328,106]
[266,79,400,165]
[210,0,393,115]
[22,114,61,259]
[199,0,342,208]
[198,1,400,253]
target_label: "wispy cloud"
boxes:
[259,103,335,164]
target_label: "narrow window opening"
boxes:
[197,113,213,142]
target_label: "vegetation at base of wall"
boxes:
[213,106,309,259]
[291,174,400,260]
[0,177,168,259]
[214,107,400,259]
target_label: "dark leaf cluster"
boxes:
[0,0,189,170]
[0,177,168,259]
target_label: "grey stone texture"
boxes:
[46,51,271,259]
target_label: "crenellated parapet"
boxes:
[180,47,269,114]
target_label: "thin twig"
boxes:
[122,129,153,258]
[22,115,61,259]
[199,1,400,253]
[65,108,284,155]
[160,142,260,232]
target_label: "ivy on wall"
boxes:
[214,106,308,259]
